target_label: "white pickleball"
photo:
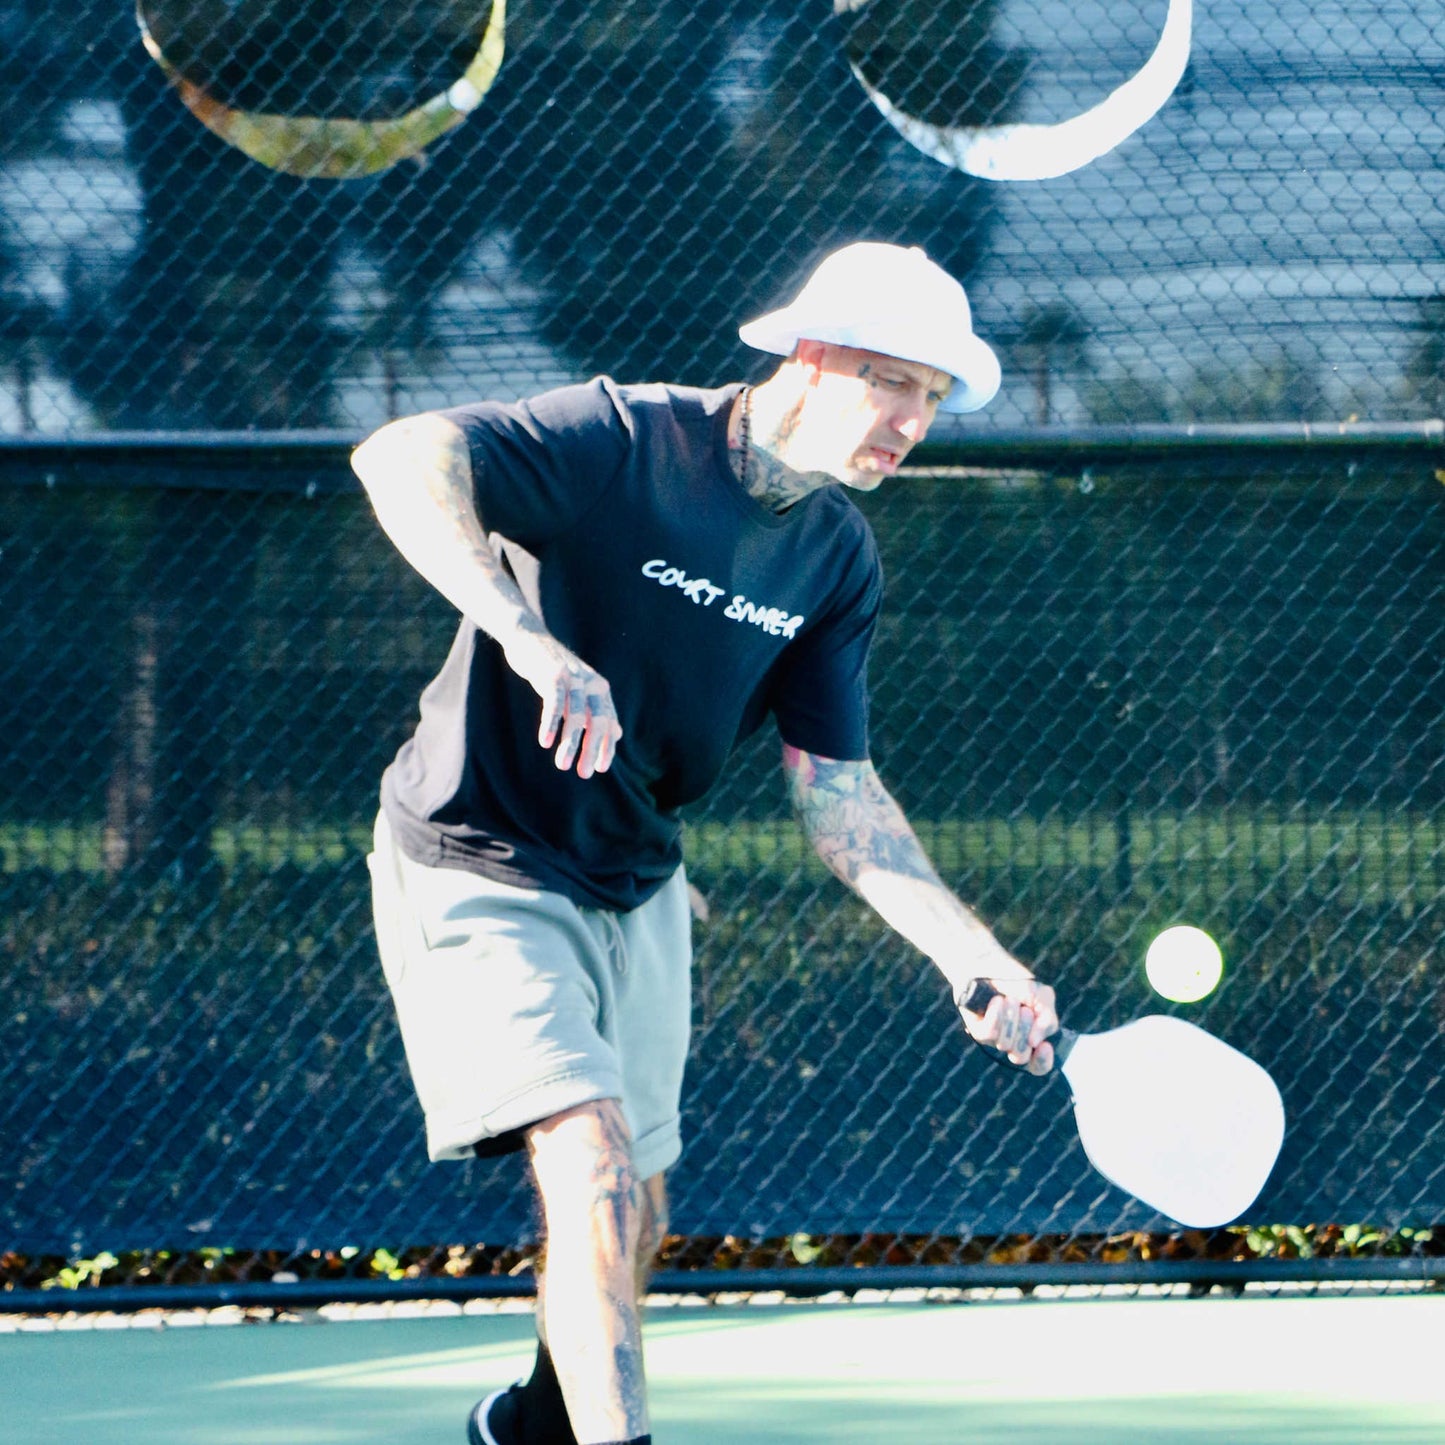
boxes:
[1145,925,1223,1003]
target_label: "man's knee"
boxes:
[527,1099,642,1257]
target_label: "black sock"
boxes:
[516,1340,578,1445]
[513,1341,651,1445]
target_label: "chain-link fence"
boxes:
[2,430,1443,1305]
[1,2,1444,435]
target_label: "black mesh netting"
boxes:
[2,438,1442,1273]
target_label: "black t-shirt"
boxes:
[380,377,883,911]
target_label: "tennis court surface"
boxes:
[9,1290,1445,1442]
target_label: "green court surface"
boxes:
[7,1292,1445,1443]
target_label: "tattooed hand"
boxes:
[958,977,1057,1076]
[503,619,623,778]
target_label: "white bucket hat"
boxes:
[738,242,1001,414]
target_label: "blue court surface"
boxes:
[7,1291,1445,1442]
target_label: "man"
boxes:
[352,240,1058,1445]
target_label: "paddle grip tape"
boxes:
[959,978,1002,1015]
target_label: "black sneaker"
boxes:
[466,1383,522,1445]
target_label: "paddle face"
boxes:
[1060,1016,1285,1227]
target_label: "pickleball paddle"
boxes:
[962,980,1285,1228]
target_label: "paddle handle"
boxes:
[959,978,1077,1066]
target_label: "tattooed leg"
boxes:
[527,1100,649,1444]
[635,1173,669,1300]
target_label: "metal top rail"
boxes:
[0,422,1441,494]
[4,1255,1444,1314]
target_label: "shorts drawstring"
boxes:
[598,909,627,976]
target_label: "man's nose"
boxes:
[896,411,926,442]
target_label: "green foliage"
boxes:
[788,1233,827,1266]
[369,1247,406,1280]
[10,1220,1444,1296]
[42,1251,119,1291]
[1237,1224,1435,1260]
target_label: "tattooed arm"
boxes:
[783,745,1056,1073]
[351,412,621,777]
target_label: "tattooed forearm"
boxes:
[784,749,934,886]
[783,745,1026,990]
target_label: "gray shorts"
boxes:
[367,810,693,1180]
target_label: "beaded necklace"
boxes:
[737,385,752,492]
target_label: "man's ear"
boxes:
[793,338,828,384]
